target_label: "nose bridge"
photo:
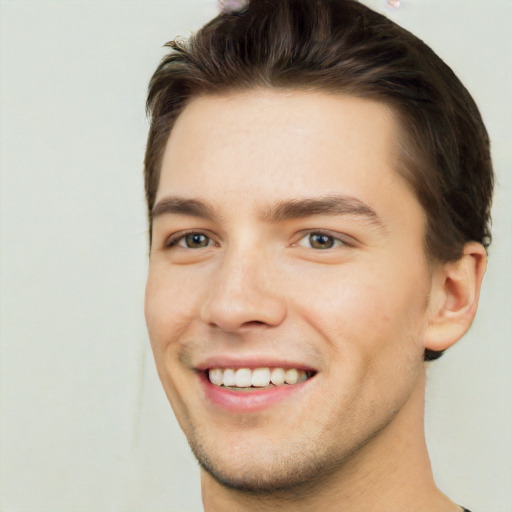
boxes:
[200,238,286,331]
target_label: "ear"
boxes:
[424,242,487,352]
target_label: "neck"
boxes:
[201,369,461,512]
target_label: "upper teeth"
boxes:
[208,367,309,388]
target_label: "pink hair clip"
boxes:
[218,0,250,15]
[386,0,401,8]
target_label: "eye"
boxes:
[297,232,345,250]
[168,232,213,249]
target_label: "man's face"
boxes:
[145,90,434,491]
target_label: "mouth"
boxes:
[198,365,316,412]
[206,367,314,390]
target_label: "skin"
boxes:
[145,90,485,511]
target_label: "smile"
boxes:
[207,367,311,389]
[200,365,316,413]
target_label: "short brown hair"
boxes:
[144,0,494,360]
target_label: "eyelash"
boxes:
[165,230,349,250]
[295,230,348,250]
[165,231,216,249]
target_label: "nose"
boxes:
[199,247,287,333]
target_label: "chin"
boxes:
[187,433,355,496]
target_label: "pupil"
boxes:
[187,234,208,248]
[311,233,333,249]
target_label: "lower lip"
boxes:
[199,372,311,413]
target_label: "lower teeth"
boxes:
[224,384,277,391]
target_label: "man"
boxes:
[143,0,493,510]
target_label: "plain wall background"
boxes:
[0,1,510,511]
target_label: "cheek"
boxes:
[144,268,201,418]
[292,264,428,357]
[144,265,200,351]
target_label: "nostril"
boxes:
[242,320,266,327]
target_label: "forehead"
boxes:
[156,89,416,219]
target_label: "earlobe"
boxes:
[424,242,487,353]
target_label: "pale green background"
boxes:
[0,1,510,511]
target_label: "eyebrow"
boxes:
[151,194,384,230]
[262,195,385,230]
[151,197,218,221]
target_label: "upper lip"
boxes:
[195,355,317,372]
